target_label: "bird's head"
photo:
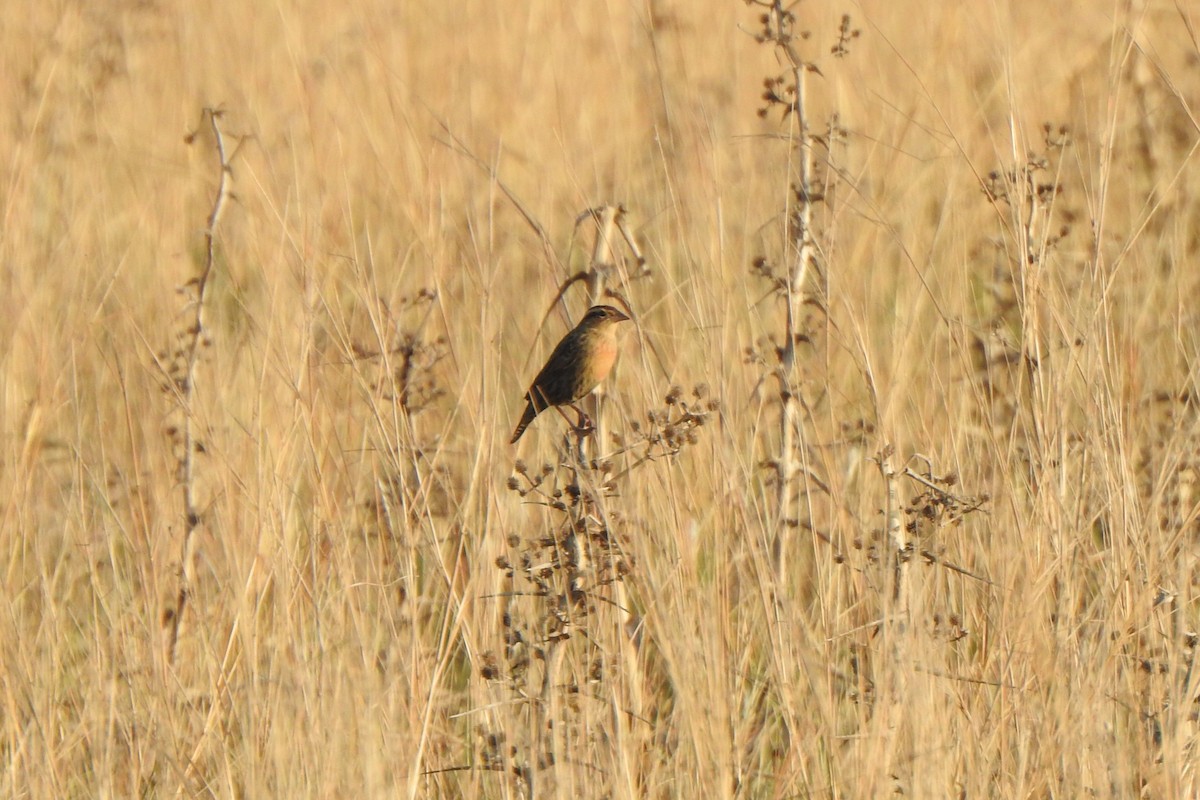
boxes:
[581,305,631,328]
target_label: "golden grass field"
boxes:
[3,0,1200,796]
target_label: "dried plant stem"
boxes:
[553,206,645,788]
[582,205,645,734]
[584,205,620,449]
[164,108,233,666]
[1018,170,1049,450]
[879,447,907,608]
[529,638,563,799]
[767,0,817,579]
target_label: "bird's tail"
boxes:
[510,401,538,443]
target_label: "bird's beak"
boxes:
[613,309,631,322]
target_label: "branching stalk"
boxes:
[758,0,818,577]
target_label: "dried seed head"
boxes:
[480,652,500,680]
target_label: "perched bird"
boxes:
[510,304,631,443]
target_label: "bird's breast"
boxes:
[578,332,618,394]
[591,337,617,376]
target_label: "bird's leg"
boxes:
[551,403,592,435]
[569,403,594,438]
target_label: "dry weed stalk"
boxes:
[433,128,665,791]
[569,205,644,449]
[491,385,712,797]
[744,11,997,752]
[351,286,448,521]
[975,123,1072,432]
[450,206,711,796]
[517,207,645,796]
[746,2,844,576]
[160,108,235,666]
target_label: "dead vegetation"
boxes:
[1,1,1199,797]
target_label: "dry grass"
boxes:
[2,0,1200,797]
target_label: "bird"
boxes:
[510,304,631,443]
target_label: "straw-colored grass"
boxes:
[2,1,1200,797]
